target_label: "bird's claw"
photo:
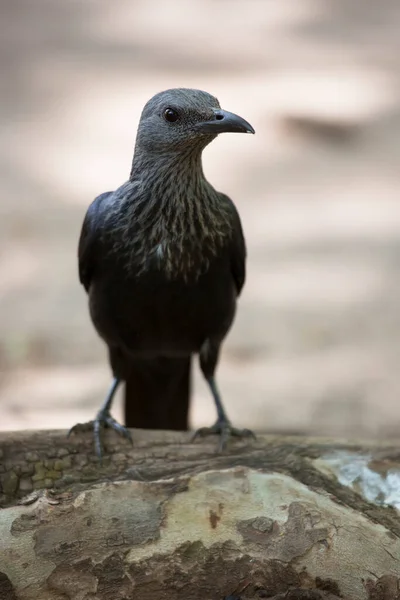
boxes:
[68,411,133,461]
[192,420,256,452]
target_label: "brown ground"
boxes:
[1,0,400,438]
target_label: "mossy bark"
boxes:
[0,429,399,600]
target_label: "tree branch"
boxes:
[0,429,399,599]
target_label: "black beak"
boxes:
[195,109,255,135]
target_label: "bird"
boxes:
[69,88,255,459]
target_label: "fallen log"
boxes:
[0,429,399,600]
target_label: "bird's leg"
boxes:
[192,341,255,451]
[193,376,255,451]
[68,377,132,460]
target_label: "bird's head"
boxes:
[134,88,255,155]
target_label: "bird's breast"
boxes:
[106,185,234,281]
[90,249,236,357]
[144,237,216,281]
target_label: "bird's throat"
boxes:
[118,149,232,280]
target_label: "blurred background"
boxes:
[1,0,399,438]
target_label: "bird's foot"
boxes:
[192,419,255,452]
[68,410,132,461]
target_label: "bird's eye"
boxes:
[163,108,180,123]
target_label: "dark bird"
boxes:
[69,88,255,458]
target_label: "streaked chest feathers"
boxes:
[104,172,233,281]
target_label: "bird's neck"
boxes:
[128,147,222,232]
[112,147,232,280]
[130,147,207,194]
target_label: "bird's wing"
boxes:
[78,191,113,292]
[219,193,247,296]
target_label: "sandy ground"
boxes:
[1,0,400,438]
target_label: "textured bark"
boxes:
[0,429,399,600]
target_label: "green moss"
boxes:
[25,452,40,462]
[32,464,46,481]
[45,470,62,480]
[33,480,47,490]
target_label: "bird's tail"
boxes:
[124,356,191,430]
